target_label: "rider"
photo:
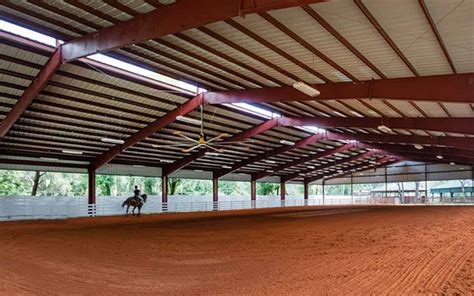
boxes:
[133,186,142,201]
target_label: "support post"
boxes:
[322,180,325,205]
[384,165,388,202]
[162,175,168,211]
[87,168,96,216]
[425,163,428,203]
[250,178,257,205]
[280,180,286,201]
[212,174,218,211]
[351,173,354,205]
[303,179,309,205]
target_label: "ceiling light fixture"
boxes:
[264,160,276,164]
[280,140,295,146]
[292,81,320,97]
[160,159,174,163]
[266,170,274,173]
[62,149,83,155]
[450,162,455,166]
[101,137,125,144]
[222,165,232,169]
[436,155,443,159]
[377,125,392,133]
[176,115,201,125]
[414,144,424,150]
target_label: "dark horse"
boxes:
[122,194,148,216]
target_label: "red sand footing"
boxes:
[0,206,473,295]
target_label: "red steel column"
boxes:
[88,168,96,205]
[304,179,309,200]
[162,175,168,203]
[280,180,286,201]
[251,178,257,201]
[212,174,218,210]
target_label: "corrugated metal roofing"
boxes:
[0,0,472,180]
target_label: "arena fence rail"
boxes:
[0,195,472,221]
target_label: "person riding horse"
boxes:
[122,186,148,216]
[133,186,141,201]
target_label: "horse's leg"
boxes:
[138,205,142,217]
[126,204,129,216]
[132,206,136,216]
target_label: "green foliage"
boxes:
[257,182,280,195]
[219,181,250,196]
[168,177,181,195]
[96,175,114,196]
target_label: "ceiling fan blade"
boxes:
[203,144,224,153]
[182,144,202,153]
[206,133,230,143]
[152,143,195,148]
[172,131,200,144]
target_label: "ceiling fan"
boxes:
[152,105,253,153]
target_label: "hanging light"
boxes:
[62,149,83,155]
[176,115,201,125]
[292,81,320,97]
[436,155,444,159]
[280,140,295,146]
[450,162,456,165]
[101,137,125,144]
[414,144,424,150]
[377,125,392,133]
[160,159,174,163]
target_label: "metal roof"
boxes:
[0,0,473,183]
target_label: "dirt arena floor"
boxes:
[0,206,473,295]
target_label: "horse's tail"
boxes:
[122,198,129,208]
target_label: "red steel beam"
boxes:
[215,133,325,178]
[321,132,474,150]
[60,0,325,62]
[370,144,474,160]
[255,143,355,181]
[418,0,457,74]
[0,48,61,138]
[163,118,279,175]
[284,150,378,182]
[316,156,399,182]
[392,152,474,166]
[204,73,474,104]
[277,116,474,135]
[91,94,204,170]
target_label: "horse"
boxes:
[122,194,148,216]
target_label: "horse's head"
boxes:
[142,194,147,203]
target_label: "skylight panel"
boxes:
[0,20,205,95]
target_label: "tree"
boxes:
[30,171,46,196]
[168,178,181,195]
[257,182,279,195]
[96,175,114,196]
